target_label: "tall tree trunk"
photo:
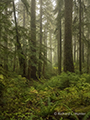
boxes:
[64,0,74,72]
[4,9,8,71]
[13,1,26,77]
[49,30,52,66]
[79,0,82,73]
[30,0,37,79]
[81,43,84,63]
[38,0,42,78]
[77,41,79,62]
[87,27,90,73]
[87,44,89,73]
[43,28,47,77]
[87,0,90,73]
[4,40,8,71]
[59,18,62,74]
[58,13,62,74]
[81,0,84,63]
[23,5,27,76]
[73,36,76,62]
[13,46,16,71]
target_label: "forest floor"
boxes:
[0,72,90,120]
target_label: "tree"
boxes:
[54,0,64,74]
[57,0,63,74]
[4,8,8,71]
[64,0,74,72]
[13,1,26,77]
[79,0,82,73]
[38,0,42,78]
[30,0,37,79]
[42,25,48,77]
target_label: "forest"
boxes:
[0,0,90,120]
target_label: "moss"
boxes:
[75,106,90,113]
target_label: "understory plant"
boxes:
[1,72,90,119]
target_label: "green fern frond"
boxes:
[63,104,79,120]
[83,111,90,120]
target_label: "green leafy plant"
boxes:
[83,111,90,120]
[37,97,59,118]
[63,104,79,120]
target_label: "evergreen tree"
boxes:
[64,0,74,72]
[30,0,37,79]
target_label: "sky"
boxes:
[15,0,19,3]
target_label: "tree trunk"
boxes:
[4,9,8,71]
[64,0,74,72]
[38,0,42,78]
[49,30,52,66]
[30,0,37,79]
[58,12,62,74]
[43,28,47,77]
[87,44,89,73]
[23,4,27,76]
[79,0,82,73]
[13,1,26,77]
[81,0,84,63]
[87,27,90,73]
[73,36,76,62]
[77,40,79,62]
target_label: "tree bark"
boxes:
[79,0,82,73]
[81,0,84,63]
[38,0,42,78]
[73,36,76,62]
[58,10,62,74]
[64,0,74,72]
[13,1,26,77]
[30,0,37,79]
[4,8,8,71]
[43,28,47,77]
[49,30,52,66]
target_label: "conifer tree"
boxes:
[64,0,74,72]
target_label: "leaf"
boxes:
[83,111,90,120]
[63,104,79,120]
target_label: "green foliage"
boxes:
[1,75,32,119]
[35,72,81,90]
[37,97,59,118]
[0,80,5,108]
[21,0,30,13]
[63,104,79,120]
[83,111,90,120]
[1,72,90,119]
[0,81,5,92]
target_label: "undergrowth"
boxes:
[0,72,90,120]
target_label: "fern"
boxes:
[63,104,79,120]
[27,114,38,120]
[83,111,90,120]
[38,97,59,117]
[60,117,63,120]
